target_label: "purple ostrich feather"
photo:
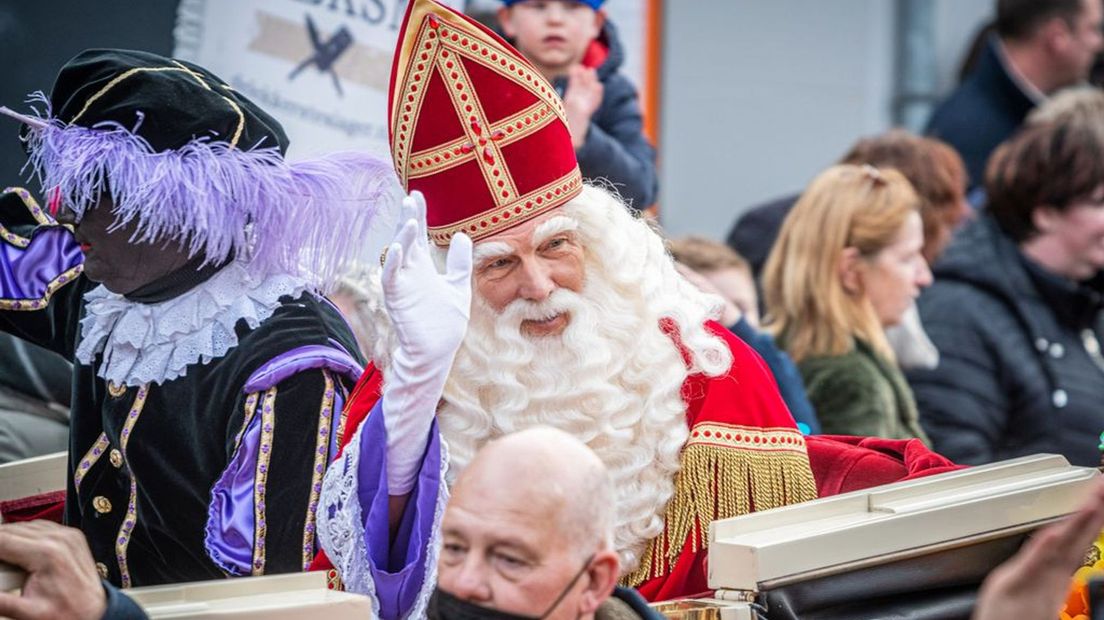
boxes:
[19,93,400,290]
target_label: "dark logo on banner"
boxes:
[288,14,354,96]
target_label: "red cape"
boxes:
[312,322,959,601]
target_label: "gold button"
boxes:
[93,496,112,514]
[109,449,123,468]
[95,562,108,579]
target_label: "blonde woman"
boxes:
[763,165,933,441]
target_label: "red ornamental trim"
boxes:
[391,11,569,189]
[415,51,522,203]
[427,168,583,245]
[406,101,557,180]
[687,422,808,454]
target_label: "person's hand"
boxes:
[973,477,1104,620]
[381,190,473,364]
[674,262,743,327]
[381,190,473,494]
[0,521,107,620]
[563,65,604,149]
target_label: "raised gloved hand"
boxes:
[380,191,472,495]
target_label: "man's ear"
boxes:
[497,7,517,39]
[1040,16,1073,55]
[576,550,620,615]
[838,246,864,296]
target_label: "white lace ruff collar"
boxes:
[75,262,311,387]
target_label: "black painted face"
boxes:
[57,195,194,295]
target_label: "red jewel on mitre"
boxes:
[389,0,583,246]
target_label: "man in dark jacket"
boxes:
[925,0,1103,190]
[907,113,1104,466]
[498,0,658,211]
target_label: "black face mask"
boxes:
[428,555,594,620]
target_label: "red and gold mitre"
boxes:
[389,0,583,246]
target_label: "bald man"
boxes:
[429,427,662,619]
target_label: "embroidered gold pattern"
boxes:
[428,171,582,245]
[391,10,582,245]
[115,383,150,588]
[334,384,350,450]
[302,371,336,570]
[0,265,84,311]
[621,424,817,588]
[326,568,344,591]
[252,387,278,575]
[233,392,261,452]
[74,433,109,492]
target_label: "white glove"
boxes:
[381,191,472,495]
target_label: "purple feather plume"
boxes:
[20,93,400,290]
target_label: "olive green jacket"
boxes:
[797,339,930,445]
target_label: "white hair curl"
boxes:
[363,184,733,572]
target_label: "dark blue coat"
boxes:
[551,21,658,211]
[907,215,1104,466]
[924,35,1037,189]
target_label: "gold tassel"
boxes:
[622,437,817,588]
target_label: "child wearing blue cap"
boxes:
[497,0,658,211]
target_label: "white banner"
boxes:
[173,0,465,159]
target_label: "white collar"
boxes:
[76,262,310,387]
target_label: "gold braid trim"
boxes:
[621,425,817,587]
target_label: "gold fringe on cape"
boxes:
[622,425,818,587]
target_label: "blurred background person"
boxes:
[763,165,933,441]
[727,131,970,290]
[669,236,820,434]
[497,0,658,211]
[926,0,1104,193]
[908,102,1104,466]
[841,132,972,371]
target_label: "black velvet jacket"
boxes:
[0,189,363,587]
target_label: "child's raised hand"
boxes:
[563,65,604,148]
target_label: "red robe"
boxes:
[313,321,959,600]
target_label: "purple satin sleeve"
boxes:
[357,402,442,620]
[205,346,363,575]
[205,395,265,575]
[0,227,82,303]
[243,344,363,393]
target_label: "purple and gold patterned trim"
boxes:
[333,383,350,455]
[0,265,83,311]
[252,387,277,575]
[302,371,336,570]
[114,383,149,588]
[232,392,261,451]
[74,433,109,492]
[1,187,53,225]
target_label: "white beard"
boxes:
[356,186,733,573]
[438,269,693,572]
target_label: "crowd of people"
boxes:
[0,0,1103,619]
